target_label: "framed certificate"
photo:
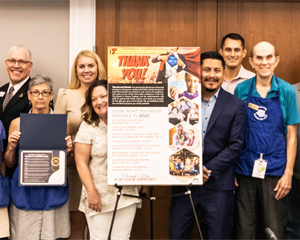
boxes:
[19,114,67,186]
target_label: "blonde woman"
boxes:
[54,50,106,239]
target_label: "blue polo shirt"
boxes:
[234,74,300,134]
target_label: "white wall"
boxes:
[69,0,96,72]
[0,0,70,101]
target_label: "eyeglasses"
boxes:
[30,91,52,97]
[6,59,31,66]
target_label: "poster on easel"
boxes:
[107,47,202,185]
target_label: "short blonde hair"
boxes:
[69,50,106,89]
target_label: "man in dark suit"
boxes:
[0,45,32,155]
[151,47,186,83]
[169,51,245,239]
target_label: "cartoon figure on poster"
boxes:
[151,47,187,84]
[108,47,200,85]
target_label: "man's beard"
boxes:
[205,87,217,92]
[204,77,219,92]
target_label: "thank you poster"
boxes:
[107,47,202,185]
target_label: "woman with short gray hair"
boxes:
[4,75,72,239]
[29,74,53,92]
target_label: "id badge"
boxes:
[252,153,267,179]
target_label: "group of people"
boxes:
[0,31,300,240]
[0,45,144,240]
[170,33,300,240]
[169,156,200,176]
[169,99,199,126]
[171,124,198,149]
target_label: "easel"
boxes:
[171,184,203,240]
[107,185,123,240]
[107,184,203,240]
[107,184,147,240]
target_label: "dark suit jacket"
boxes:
[152,53,186,83]
[0,78,31,151]
[203,87,245,191]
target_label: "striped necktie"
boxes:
[3,86,14,110]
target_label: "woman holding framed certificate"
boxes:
[4,75,73,240]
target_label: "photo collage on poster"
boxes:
[166,49,201,184]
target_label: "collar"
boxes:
[270,74,279,92]
[8,76,30,95]
[236,65,248,80]
[184,90,198,98]
[29,108,54,114]
[202,87,220,103]
[252,74,278,95]
[214,87,221,98]
[173,52,179,58]
[224,65,248,82]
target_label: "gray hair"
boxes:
[29,74,53,92]
[8,45,32,61]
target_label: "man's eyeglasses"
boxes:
[6,59,31,66]
[30,91,52,97]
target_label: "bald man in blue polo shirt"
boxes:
[234,41,300,239]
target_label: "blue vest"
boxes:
[11,165,68,210]
[235,77,286,176]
